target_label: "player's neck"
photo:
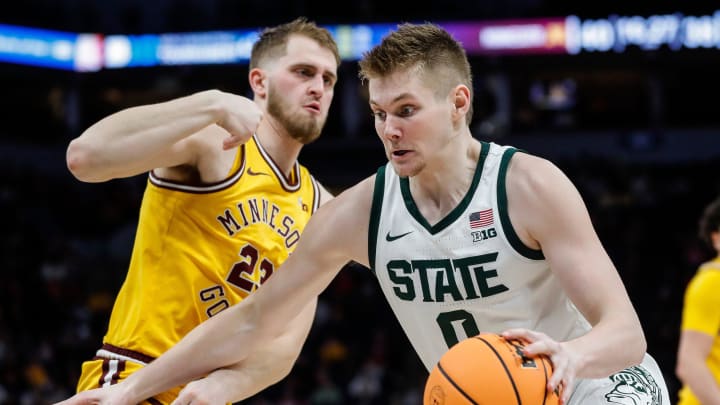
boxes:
[255,120,303,177]
[409,138,481,222]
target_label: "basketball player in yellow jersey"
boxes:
[62,18,339,405]
[677,196,720,405]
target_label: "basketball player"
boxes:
[61,18,338,405]
[676,196,720,405]
[55,23,670,405]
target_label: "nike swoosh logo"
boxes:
[385,231,413,242]
[247,167,270,176]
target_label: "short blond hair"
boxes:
[250,17,340,69]
[358,23,474,124]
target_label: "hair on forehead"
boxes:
[358,23,470,81]
[250,17,340,70]
[359,23,474,123]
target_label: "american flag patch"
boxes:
[469,209,493,229]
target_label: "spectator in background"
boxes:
[676,196,720,405]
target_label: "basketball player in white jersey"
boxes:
[56,23,670,405]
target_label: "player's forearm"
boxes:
[685,374,720,405]
[121,299,268,402]
[66,89,227,181]
[203,298,316,402]
[567,314,646,379]
[677,358,720,405]
[203,347,298,402]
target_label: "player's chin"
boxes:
[389,162,420,178]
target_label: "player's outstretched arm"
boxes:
[66,89,261,182]
[676,329,720,405]
[54,176,375,405]
[676,269,720,405]
[500,153,645,403]
[171,297,318,405]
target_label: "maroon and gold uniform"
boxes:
[77,135,320,403]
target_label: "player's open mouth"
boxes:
[304,103,320,113]
[393,150,410,156]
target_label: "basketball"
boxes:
[424,333,559,405]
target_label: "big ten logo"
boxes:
[199,285,229,318]
[471,227,497,243]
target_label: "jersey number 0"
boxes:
[437,309,480,347]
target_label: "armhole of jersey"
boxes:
[497,148,545,260]
[310,175,321,214]
[230,142,246,176]
[368,165,387,275]
[148,144,246,194]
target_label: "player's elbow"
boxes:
[273,350,302,381]
[629,325,647,366]
[66,138,107,182]
[675,358,688,383]
[631,344,646,367]
[675,354,694,383]
[612,318,646,369]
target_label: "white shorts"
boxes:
[568,353,670,404]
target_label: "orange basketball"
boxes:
[424,333,559,405]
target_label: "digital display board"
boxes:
[2,9,720,70]
[0,24,101,71]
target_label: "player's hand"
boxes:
[216,93,263,150]
[52,384,132,405]
[501,328,578,405]
[171,377,229,405]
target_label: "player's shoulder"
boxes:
[696,261,720,281]
[188,123,232,149]
[338,174,376,201]
[503,147,555,173]
[186,124,237,171]
[687,262,720,295]
[502,147,568,197]
[318,174,374,217]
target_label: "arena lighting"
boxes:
[566,11,720,54]
[442,18,569,55]
[1,10,720,70]
[103,24,395,69]
[0,24,101,71]
[91,8,720,69]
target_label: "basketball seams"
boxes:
[475,336,522,405]
[437,362,479,405]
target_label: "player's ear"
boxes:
[711,230,720,252]
[451,85,471,119]
[249,68,268,98]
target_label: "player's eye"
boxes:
[398,105,415,117]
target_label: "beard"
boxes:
[266,85,325,145]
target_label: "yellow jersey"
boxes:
[678,258,720,405]
[100,134,319,361]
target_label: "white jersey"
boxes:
[368,142,591,371]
